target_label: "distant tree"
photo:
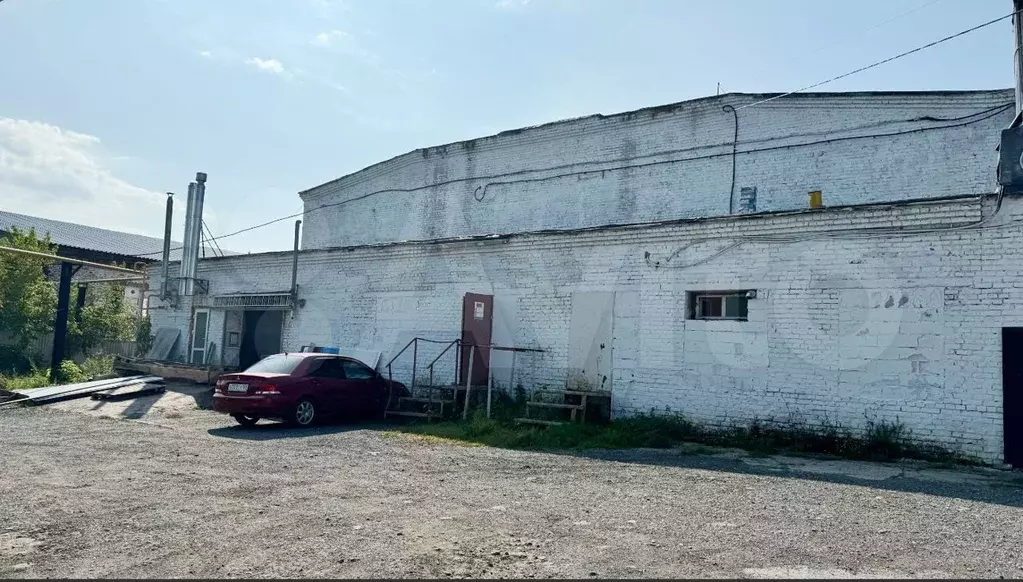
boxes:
[0,228,57,351]
[68,282,138,355]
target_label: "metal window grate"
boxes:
[209,293,293,309]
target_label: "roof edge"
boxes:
[299,89,1014,198]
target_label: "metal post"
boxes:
[411,339,418,389]
[385,365,395,413]
[160,193,173,300]
[291,220,301,300]
[462,347,474,420]
[510,351,517,393]
[486,345,494,419]
[1015,0,1023,116]
[50,262,73,382]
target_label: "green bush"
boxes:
[55,360,88,384]
[80,355,114,378]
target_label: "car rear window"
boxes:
[243,354,304,375]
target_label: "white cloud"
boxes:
[495,0,531,9]
[311,29,349,47]
[199,50,213,58]
[309,0,348,19]
[0,118,170,238]
[245,57,286,75]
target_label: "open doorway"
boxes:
[1003,327,1023,467]
[239,310,283,370]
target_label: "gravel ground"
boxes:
[2,391,1023,579]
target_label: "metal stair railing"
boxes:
[385,337,461,414]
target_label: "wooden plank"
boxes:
[384,410,435,419]
[114,358,226,384]
[526,402,583,410]
[401,397,455,405]
[531,389,611,398]
[513,418,565,426]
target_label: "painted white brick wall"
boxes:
[300,91,1013,249]
[150,195,1023,463]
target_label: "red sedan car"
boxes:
[213,353,407,427]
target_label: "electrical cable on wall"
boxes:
[722,104,739,214]
[645,186,1009,271]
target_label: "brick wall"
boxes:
[300,91,1013,249]
[151,194,1023,462]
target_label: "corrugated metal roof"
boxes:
[0,210,232,262]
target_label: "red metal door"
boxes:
[460,293,493,386]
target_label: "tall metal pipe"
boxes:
[180,182,196,296]
[189,173,207,294]
[160,193,173,300]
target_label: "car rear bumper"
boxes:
[213,393,289,417]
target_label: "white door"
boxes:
[190,309,210,364]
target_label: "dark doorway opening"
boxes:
[240,310,284,370]
[460,293,493,386]
[1002,327,1023,467]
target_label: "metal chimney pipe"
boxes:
[161,193,173,300]
[190,172,207,291]
[180,182,196,296]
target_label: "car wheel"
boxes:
[290,398,317,427]
[232,414,260,427]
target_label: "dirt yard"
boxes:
[2,384,1023,578]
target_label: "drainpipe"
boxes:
[1015,0,1023,118]
[161,193,173,300]
[291,219,302,303]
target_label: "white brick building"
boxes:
[149,90,1023,463]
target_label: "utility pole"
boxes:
[50,262,74,382]
[1015,0,1023,116]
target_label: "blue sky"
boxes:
[0,0,1015,252]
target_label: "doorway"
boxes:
[1003,328,1023,466]
[239,310,284,370]
[189,309,210,365]
[460,293,493,386]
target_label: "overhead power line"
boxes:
[738,10,1019,110]
[201,220,224,257]
[130,13,1018,257]
[132,101,1012,258]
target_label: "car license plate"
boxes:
[227,383,248,393]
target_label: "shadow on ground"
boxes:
[552,447,1023,509]
[207,419,392,441]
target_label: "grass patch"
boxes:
[0,356,112,392]
[395,412,981,465]
[0,370,50,391]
